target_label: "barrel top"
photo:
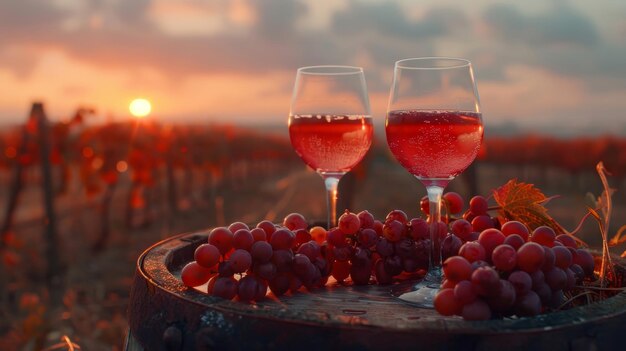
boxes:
[137,231,626,334]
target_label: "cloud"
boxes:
[332,2,466,40]
[483,3,599,47]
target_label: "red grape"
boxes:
[229,249,252,273]
[350,247,371,266]
[503,234,525,250]
[250,227,267,242]
[414,239,430,268]
[283,213,308,231]
[574,249,595,277]
[385,209,408,225]
[208,227,234,255]
[489,279,516,313]
[451,219,473,241]
[373,220,384,236]
[471,266,500,297]
[477,228,505,259]
[289,275,303,293]
[358,228,379,249]
[256,220,276,238]
[462,299,491,320]
[383,255,403,276]
[332,260,351,281]
[553,246,573,269]
[255,278,268,300]
[565,268,576,289]
[233,229,254,251]
[297,241,320,261]
[212,277,238,300]
[383,219,404,242]
[555,234,577,248]
[517,242,545,273]
[491,244,517,272]
[469,195,488,215]
[272,249,294,272]
[350,262,372,285]
[293,254,313,276]
[238,275,260,301]
[181,262,214,287]
[228,221,249,233]
[472,215,494,232]
[530,270,545,289]
[332,246,354,261]
[515,291,541,317]
[542,246,556,271]
[255,262,277,280]
[454,280,477,304]
[268,273,290,296]
[270,228,295,250]
[441,279,456,289]
[394,238,415,259]
[294,229,312,248]
[442,235,463,260]
[508,270,532,295]
[251,241,273,263]
[217,261,234,277]
[443,192,464,214]
[443,256,472,282]
[500,221,529,241]
[545,267,567,291]
[402,258,420,272]
[357,210,375,229]
[408,218,429,240]
[550,290,564,308]
[327,228,348,247]
[194,244,220,268]
[309,226,327,245]
[313,257,330,276]
[339,211,360,234]
[530,226,556,247]
[374,259,393,285]
[534,283,552,305]
[434,288,462,316]
[459,241,486,263]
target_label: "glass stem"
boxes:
[323,175,341,229]
[426,185,444,283]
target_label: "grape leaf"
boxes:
[493,179,565,233]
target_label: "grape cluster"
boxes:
[435,195,596,320]
[329,209,434,285]
[181,213,333,301]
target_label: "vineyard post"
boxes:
[0,115,30,247]
[34,103,63,299]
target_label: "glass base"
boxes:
[391,269,442,308]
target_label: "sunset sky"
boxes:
[1,0,625,135]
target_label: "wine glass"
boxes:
[288,66,373,228]
[386,57,483,307]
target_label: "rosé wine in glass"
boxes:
[386,110,483,179]
[289,114,373,173]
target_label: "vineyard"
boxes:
[0,104,625,349]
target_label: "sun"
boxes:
[129,98,152,118]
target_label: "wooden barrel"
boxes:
[127,231,626,351]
